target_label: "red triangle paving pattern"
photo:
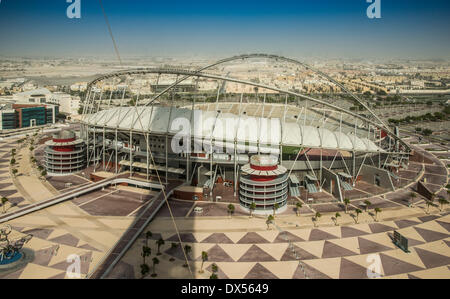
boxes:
[206,264,229,279]
[339,258,370,279]
[166,233,196,243]
[394,219,421,229]
[414,247,450,269]
[0,190,18,197]
[0,268,25,279]
[244,263,278,279]
[280,244,318,261]
[199,244,234,262]
[78,244,101,252]
[32,245,60,267]
[308,229,337,241]
[108,261,135,279]
[357,237,393,254]
[50,251,93,275]
[368,223,396,234]
[238,245,277,262]
[414,227,449,243]
[417,215,440,223]
[49,233,80,247]
[273,231,304,243]
[444,240,450,248]
[237,232,270,244]
[292,263,331,279]
[322,240,358,258]
[201,233,234,244]
[341,226,368,238]
[379,253,424,276]
[435,220,450,232]
[22,228,54,240]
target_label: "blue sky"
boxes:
[0,0,449,59]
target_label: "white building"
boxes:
[70,82,88,92]
[12,89,80,116]
[48,92,81,115]
[12,88,52,104]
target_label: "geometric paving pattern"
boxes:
[112,213,450,279]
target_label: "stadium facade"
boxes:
[78,54,412,213]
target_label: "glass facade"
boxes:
[1,112,16,130]
[20,106,46,128]
[0,105,56,130]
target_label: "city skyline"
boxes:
[0,0,449,60]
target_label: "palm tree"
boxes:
[354,209,362,224]
[374,207,381,222]
[11,168,18,177]
[273,203,280,218]
[169,243,178,261]
[199,251,208,273]
[249,202,256,218]
[438,197,449,211]
[210,273,218,279]
[140,263,150,278]
[1,196,8,214]
[425,200,433,214]
[156,237,165,255]
[211,263,218,276]
[141,246,151,264]
[409,192,416,207]
[363,200,372,212]
[151,257,159,277]
[314,212,322,227]
[266,215,274,230]
[145,231,153,246]
[333,212,341,226]
[183,245,192,268]
[296,202,302,217]
[344,198,350,214]
[227,204,235,218]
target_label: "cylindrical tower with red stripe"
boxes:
[239,155,288,215]
[44,130,86,176]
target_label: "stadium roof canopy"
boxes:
[83,106,383,153]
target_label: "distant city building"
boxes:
[150,80,197,93]
[47,92,81,115]
[12,88,52,103]
[70,82,88,92]
[0,103,58,130]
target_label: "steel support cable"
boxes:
[98,0,122,66]
[95,1,192,278]
[131,98,194,278]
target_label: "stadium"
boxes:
[79,54,412,214]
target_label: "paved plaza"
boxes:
[0,132,448,279]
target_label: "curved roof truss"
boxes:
[84,67,410,152]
